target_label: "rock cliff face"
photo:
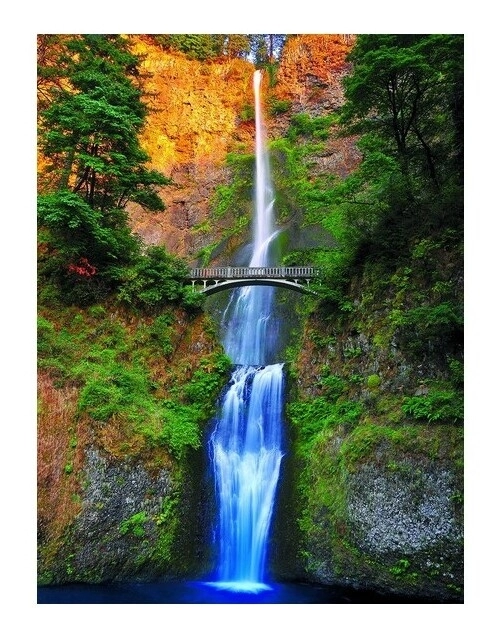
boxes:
[272,247,463,601]
[125,35,360,261]
[274,34,356,123]
[270,35,361,197]
[125,36,255,260]
[37,308,226,584]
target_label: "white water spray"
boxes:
[207,70,284,592]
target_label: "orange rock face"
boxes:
[275,34,356,108]
[126,37,256,258]
[127,35,359,260]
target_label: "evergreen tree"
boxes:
[300,34,464,310]
[250,34,287,65]
[37,35,170,297]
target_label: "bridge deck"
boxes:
[188,266,320,295]
[189,266,320,280]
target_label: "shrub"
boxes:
[288,396,362,447]
[367,374,381,389]
[287,113,336,142]
[240,103,255,122]
[146,313,174,356]
[181,287,205,313]
[159,403,204,458]
[319,374,346,400]
[390,302,463,358]
[402,390,463,424]
[117,245,189,309]
[268,97,292,115]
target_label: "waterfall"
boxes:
[207,70,284,593]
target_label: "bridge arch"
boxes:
[188,266,320,296]
[195,278,314,296]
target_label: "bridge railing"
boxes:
[189,266,321,280]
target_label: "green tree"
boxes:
[221,35,252,59]
[249,34,287,64]
[323,34,464,267]
[284,35,463,311]
[116,245,190,309]
[340,35,464,192]
[37,35,170,298]
[38,35,169,207]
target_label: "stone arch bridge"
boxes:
[188,266,321,295]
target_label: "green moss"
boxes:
[367,374,381,389]
[287,113,336,142]
[119,511,148,538]
[339,423,455,471]
[268,97,292,115]
[38,296,230,462]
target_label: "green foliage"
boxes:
[38,297,229,461]
[448,358,464,388]
[120,511,148,537]
[288,396,362,447]
[180,287,205,313]
[140,313,174,357]
[38,35,170,299]
[402,390,463,424]
[76,358,154,422]
[239,103,255,122]
[391,303,462,332]
[116,245,190,310]
[152,34,222,60]
[390,301,463,358]
[268,97,291,116]
[338,423,454,470]
[333,34,464,267]
[287,113,336,142]
[156,353,231,458]
[367,374,381,389]
[318,374,346,400]
[152,34,259,60]
[155,493,179,526]
[268,135,362,310]
[389,558,411,576]
[342,35,463,185]
[183,354,232,404]
[38,191,138,269]
[273,35,463,318]
[38,35,169,206]
[158,402,205,455]
[411,237,442,260]
[73,345,229,458]
[249,34,287,66]
[212,184,234,220]
[208,152,253,242]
